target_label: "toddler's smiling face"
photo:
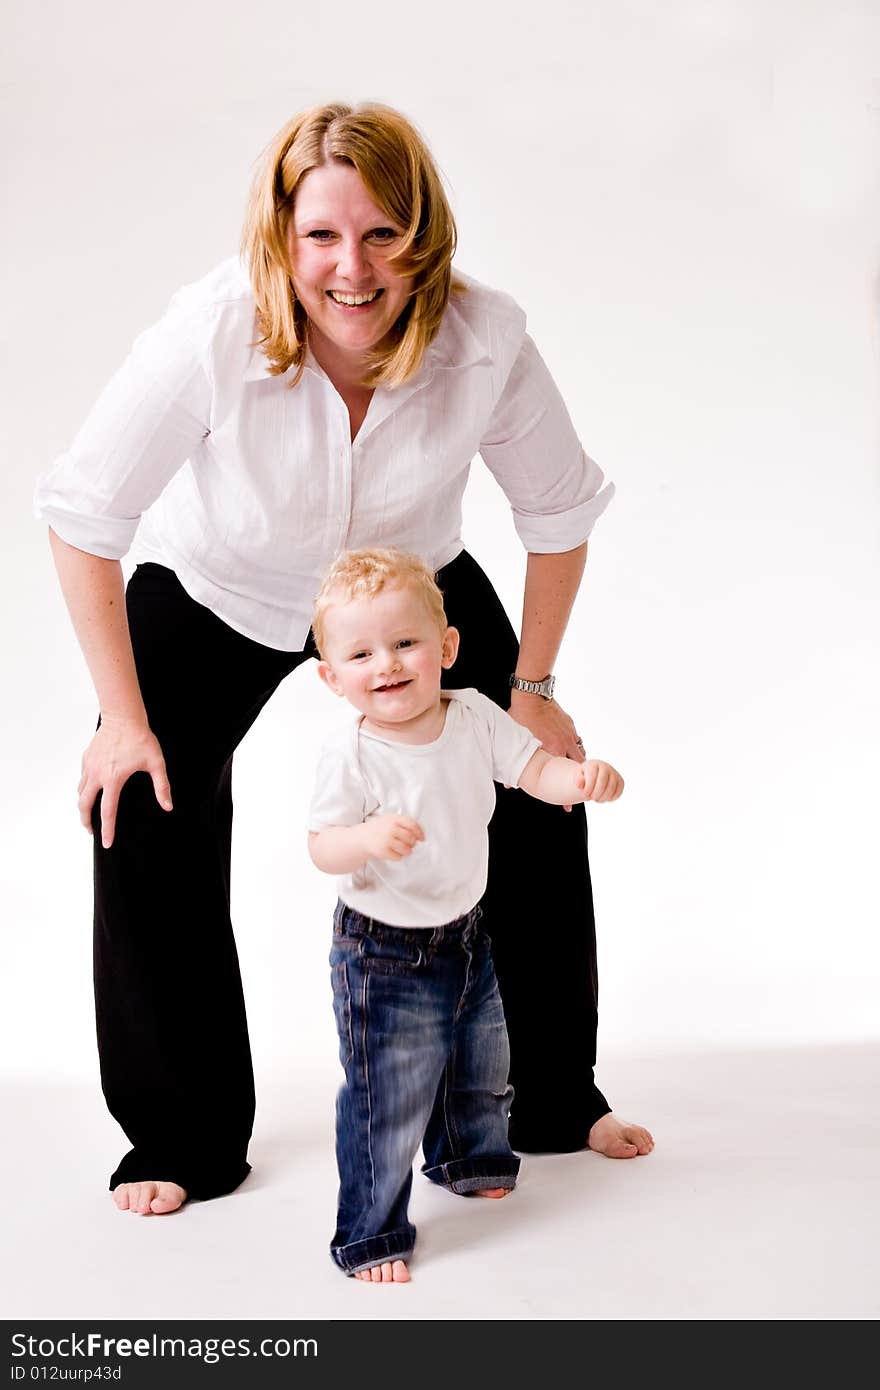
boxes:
[317,582,459,738]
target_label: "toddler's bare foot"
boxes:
[354,1260,410,1283]
[113,1181,187,1215]
[472,1187,510,1198]
[588,1113,654,1159]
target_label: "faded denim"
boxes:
[329,900,520,1274]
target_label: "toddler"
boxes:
[308,548,623,1282]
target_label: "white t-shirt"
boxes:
[308,688,541,927]
[34,257,614,651]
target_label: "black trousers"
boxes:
[94,551,610,1200]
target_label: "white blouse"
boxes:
[34,258,614,651]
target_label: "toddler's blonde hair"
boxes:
[312,548,447,658]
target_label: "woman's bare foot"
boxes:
[112,1181,187,1215]
[354,1260,410,1283]
[588,1113,654,1158]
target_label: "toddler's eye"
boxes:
[350,651,369,661]
[396,639,414,649]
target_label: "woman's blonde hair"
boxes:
[312,548,447,658]
[241,102,458,388]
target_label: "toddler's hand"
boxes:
[363,814,425,861]
[578,760,624,803]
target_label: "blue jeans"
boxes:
[329,900,521,1274]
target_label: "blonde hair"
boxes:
[312,548,447,658]
[241,102,459,388]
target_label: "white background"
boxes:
[4,0,878,1103]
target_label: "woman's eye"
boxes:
[368,228,398,243]
[307,229,335,242]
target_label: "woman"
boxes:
[37,102,652,1216]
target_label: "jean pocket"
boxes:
[358,933,426,976]
[333,901,376,941]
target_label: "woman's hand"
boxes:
[47,534,170,849]
[508,691,585,762]
[508,692,586,812]
[78,714,173,850]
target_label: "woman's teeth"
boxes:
[328,290,382,306]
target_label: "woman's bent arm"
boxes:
[49,528,172,848]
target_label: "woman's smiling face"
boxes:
[286,161,412,374]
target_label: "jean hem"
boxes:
[421,1154,520,1193]
[330,1227,416,1275]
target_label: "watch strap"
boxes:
[509,672,556,700]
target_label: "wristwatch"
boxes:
[509,672,556,701]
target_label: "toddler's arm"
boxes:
[308,815,425,874]
[517,749,624,805]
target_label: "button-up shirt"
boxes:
[34,258,614,651]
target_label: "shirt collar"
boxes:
[243,335,324,384]
[243,289,492,386]
[421,292,492,375]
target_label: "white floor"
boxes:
[4,1043,877,1322]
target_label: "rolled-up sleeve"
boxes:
[479,334,614,553]
[33,299,213,558]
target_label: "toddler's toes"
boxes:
[354,1259,410,1282]
[473,1187,509,1198]
[112,1184,131,1211]
[375,1260,412,1282]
